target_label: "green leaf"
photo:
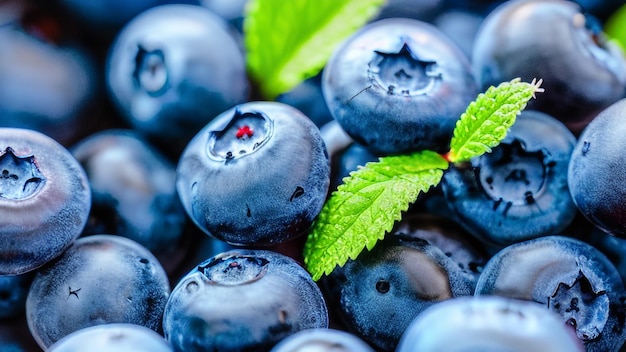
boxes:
[244,0,386,100]
[446,78,544,163]
[303,150,448,281]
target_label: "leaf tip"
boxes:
[529,77,544,98]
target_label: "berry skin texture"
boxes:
[47,323,173,352]
[322,17,478,155]
[396,296,584,352]
[472,0,626,134]
[568,98,626,238]
[0,128,91,275]
[442,110,578,247]
[475,235,626,352]
[163,249,329,351]
[176,101,330,247]
[25,235,171,350]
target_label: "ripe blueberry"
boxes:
[397,296,584,352]
[475,235,626,351]
[47,323,173,352]
[568,98,626,238]
[26,235,170,349]
[176,101,330,247]
[322,17,478,155]
[270,328,374,352]
[163,249,329,351]
[472,0,626,134]
[106,4,249,151]
[70,129,188,273]
[0,128,91,275]
[0,4,99,146]
[442,110,578,247]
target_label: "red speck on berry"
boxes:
[236,125,254,139]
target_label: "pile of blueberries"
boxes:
[2,0,626,351]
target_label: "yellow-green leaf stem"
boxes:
[244,0,386,100]
[303,151,448,281]
[447,78,544,163]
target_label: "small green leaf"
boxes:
[303,150,448,281]
[244,0,386,100]
[446,78,544,163]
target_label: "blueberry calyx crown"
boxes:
[206,108,274,162]
[475,140,552,209]
[0,147,46,200]
[547,270,608,341]
[198,254,269,285]
[133,45,169,97]
[368,42,441,96]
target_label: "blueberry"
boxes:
[472,0,626,134]
[162,249,329,351]
[47,323,173,352]
[0,314,40,352]
[176,101,330,247]
[0,273,33,319]
[276,73,334,128]
[568,98,626,238]
[0,128,91,275]
[374,0,445,22]
[70,129,188,273]
[322,17,478,154]
[432,9,484,59]
[269,328,374,352]
[200,0,248,31]
[329,142,378,193]
[25,235,170,349]
[0,4,100,146]
[475,235,626,351]
[52,0,199,38]
[321,213,487,351]
[578,226,626,285]
[397,296,584,352]
[106,4,249,151]
[442,110,578,247]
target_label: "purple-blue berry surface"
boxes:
[442,110,578,247]
[25,235,170,349]
[0,128,91,276]
[568,98,626,238]
[47,323,173,352]
[163,249,329,351]
[475,235,626,351]
[322,17,478,155]
[176,101,330,247]
[106,4,249,151]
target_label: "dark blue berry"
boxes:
[475,235,626,351]
[176,101,330,247]
[322,17,478,155]
[26,235,170,349]
[0,128,91,275]
[106,4,249,152]
[568,98,626,238]
[442,110,578,247]
[472,0,626,134]
[163,249,329,351]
